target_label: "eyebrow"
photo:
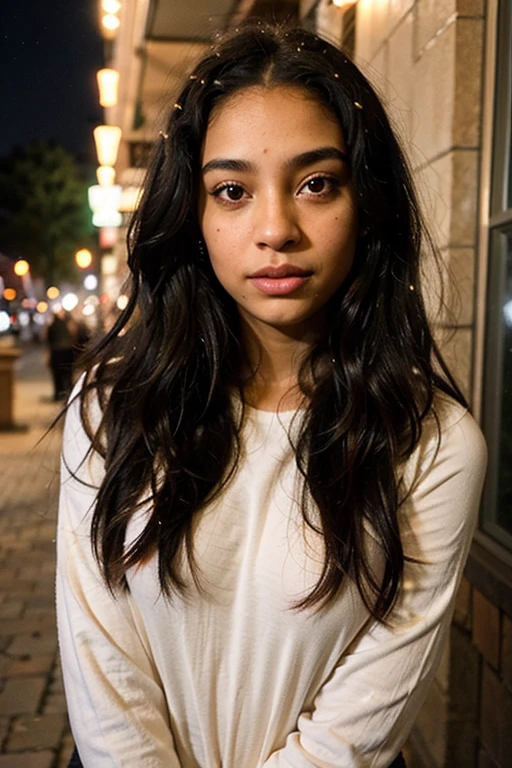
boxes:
[201,146,349,176]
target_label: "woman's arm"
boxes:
[263,404,487,768]
[56,386,181,767]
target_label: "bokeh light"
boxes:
[0,311,10,332]
[14,260,30,277]
[75,249,93,269]
[116,294,129,310]
[62,293,79,312]
[503,299,512,327]
[47,286,60,300]
[84,274,99,291]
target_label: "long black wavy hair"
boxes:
[77,22,466,621]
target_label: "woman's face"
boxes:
[197,85,358,339]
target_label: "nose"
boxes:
[253,193,301,251]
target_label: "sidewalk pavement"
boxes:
[0,341,74,768]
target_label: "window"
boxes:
[482,0,512,550]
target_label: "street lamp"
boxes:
[102,0,121,12]
[97,68,119,107]
[88,185,123,228]
[97,166,116,186]
[93,125,122,167]
[101,13,120,38]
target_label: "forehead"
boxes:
[202,85,345,157]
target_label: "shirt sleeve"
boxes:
[262,405,487,768]
[56,384,181,768]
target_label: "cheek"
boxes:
[205,221,245,265]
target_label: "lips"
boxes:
[248,264,313,296]
[248,264,313,279]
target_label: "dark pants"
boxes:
[50,348,74,400]
[67,747,407,767]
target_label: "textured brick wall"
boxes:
[468,568,512,767]
[353,0,485,401]
[448,576,512,768]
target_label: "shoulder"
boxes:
[61,372,105,488]
[428,392,486,467]
[402,391,487,498]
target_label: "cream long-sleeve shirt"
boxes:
[56,391,487,768]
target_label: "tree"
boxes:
[0,140,95,285]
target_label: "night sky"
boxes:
[0,0,104,163]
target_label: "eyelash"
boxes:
[209,174,342,205]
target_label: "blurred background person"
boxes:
[46,309,74,401]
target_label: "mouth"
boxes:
[248,264,313,279]
[247,265,313,296]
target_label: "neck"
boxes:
[240,320,317,411]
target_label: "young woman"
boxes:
[57,22,487,768]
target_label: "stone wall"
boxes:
[354,0,484,401]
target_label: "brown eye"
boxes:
[211,182,248,204]
[225,184,244,200]
[306,177,327,193]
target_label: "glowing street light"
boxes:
[97,68,119,107]
[88,185,123,228]
[14,259,30,277]
[97,166,116,186]
[101,13,120,39]
[93,125,122,167]
[75,249,93,269]
[102,13,120,31]
[102,0,121,12]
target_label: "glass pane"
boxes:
[507,12,512,211]
[482,230,512,547]
[491,0,512,214]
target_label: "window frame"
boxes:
[474,0,512,565]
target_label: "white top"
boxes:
[57,390,487,768]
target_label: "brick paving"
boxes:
[0,341,74,767]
